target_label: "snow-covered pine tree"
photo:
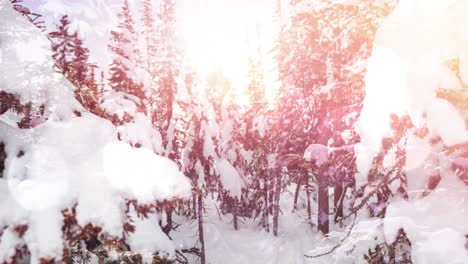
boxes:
[165,67,196,165]
[207,73,246,231]
[139,0,159,121]
[69,33,90,87]
[242,56,276,232]
[49,15,100,115]
[152,0,179,150]
[108,0,144,102]
[181,94,213,264]
[157,67,195,242]
[49,15,74,76]
[141,0,158,77]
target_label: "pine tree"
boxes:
[141,0,158,75]
[70,33,90,86]
[140,0,160,121]
[242,57,276,232]
[49,15,74,76]
[182,96,211,264]
[108,0,143,100]
[49,15,100,114]
[152,0,179,149]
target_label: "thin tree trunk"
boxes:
[197,193,206,264]
[306,174,312,223]
[293,173,302,211]
[268,175,274,216]
[273,169,281,236]
[334,171,344,222]
[263,174,270,232]
[192,193,197,219]
[317,166,329,235]
[162,206,173,235]
[233,198,238,230]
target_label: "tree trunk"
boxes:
[272,169,282,236]
[197,193,206,264]
[293,172,302,211]
[162,206,173,235]
[268,175,274,216]
[306,174,312,223]
[233,197,238,230]
[334,172,344,222]
[317,166,329,235]
[263,174,270,232]
[192,193,197,219]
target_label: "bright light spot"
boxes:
[177,0,278,99]
[358,47,409,147]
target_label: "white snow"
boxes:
[127,208,175,258]
[101,89,138,120]
[356,0,468,262]
[405,134,432,171]
[116,112,164,154]
[103,141,191,203]
[172,193,321,264]
[0,227,22,262]
[356,0,468,179]
[215,159,244,198]
[0,2,191,262]
[303,143,329,167]
[25,209,64,262]
[0,0,81,118]
[2,0,467,263]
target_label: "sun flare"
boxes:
[177,0,276,92]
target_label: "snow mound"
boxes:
[101,89,139,120]
[215,159,244,198]
[304,143,328,167]
[116,112,164,154]
[103,141,191,203]
[127,208,175,258]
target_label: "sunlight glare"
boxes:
[177,0,274,90]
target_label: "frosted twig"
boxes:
[304,213,357,259]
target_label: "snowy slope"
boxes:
[0,1,190,262]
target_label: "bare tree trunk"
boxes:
[293,172,302,211]
[268,175,274,216]
[162,206,173,235]
[192,193,197,219]
[273,169,281,236]
[197,193,206,264]
[334,171,344,222]
[263,174,270,232]
[306,173,312,223]
[233,198,238,230]
[317,166,329,235]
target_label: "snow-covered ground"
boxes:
[173,189,323,264]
